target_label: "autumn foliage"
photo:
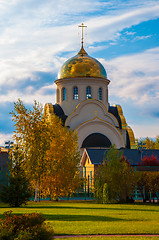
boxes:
[9,99,81,201]
[0,211,54,240]
[40,113,82,200]
[140,154,159,166]
[137,154,159,202]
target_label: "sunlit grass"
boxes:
[0,201,159,235]
[55,237,159,240]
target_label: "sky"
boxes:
[0,0,159,145]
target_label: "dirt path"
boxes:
[54,234,159,239]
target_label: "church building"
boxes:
[44,24,135,154]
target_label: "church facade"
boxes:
[44,41,135,153]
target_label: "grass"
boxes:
[0,201,159,236]
[55,238,159,240]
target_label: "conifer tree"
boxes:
[0,145,32,207]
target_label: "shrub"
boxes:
[0,211,54,240]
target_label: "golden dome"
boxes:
[58,46,107,79]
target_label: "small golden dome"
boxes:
[58,46,107,79]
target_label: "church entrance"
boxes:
[81,133,112,148]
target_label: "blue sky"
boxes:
[0,0,159,145]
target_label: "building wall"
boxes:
[83,156,94,192]
[55,77,109,116]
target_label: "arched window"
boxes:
[86,86,91,99]
[62,87,66,101]
[73,87,78,100]
[99,87,102,100]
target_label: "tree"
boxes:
[136,171,149,203]
[155,136,159,149]
[140,154,159,166]
[40,113,82,200]
[10,99,49,201]
[136,171,159,203]
[145,137,155,149]
[94,146,136,203]
[147,172,159,202]
[0,144,32,207]
[136,136,159,150]
[10,99,81,201]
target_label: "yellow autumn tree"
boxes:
[41,113,82,200]
[11,99,81,201]
[155,136,159,149]
[137,137,159,150]
[11,99,49,200]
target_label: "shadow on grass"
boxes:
[0,211,149,222]
[0,213,120,222]
[0,202,158,213]
[0,212,144,222]
[41,214,147,222]
[23,204,159,212]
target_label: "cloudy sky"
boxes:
[0,0,159,145]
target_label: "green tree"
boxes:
[136,171,149,202]
[137,171,159,203]
[95,146,136,203]
[0,145,32,207]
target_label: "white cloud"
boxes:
[0,84,56,105]
[0,133,13,146]
[0,0,159,94]
[0,0,159,143]
[133,35,152,41]
[100,47,159,106]
[131,124,159,139]
[86,3,159,43]
[125,31,136,36]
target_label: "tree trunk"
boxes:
[34,184,38,202]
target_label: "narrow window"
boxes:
[86,86,91,99]
[73,87,78,100]
[99,88,102,100]
[62,87,66,101]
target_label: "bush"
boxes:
[0,211,54,240]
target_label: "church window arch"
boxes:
[73,86,78,100]
[82,133,111,148]
[86,86,91,99]
[99,87,102,100]
[62,87,66,101]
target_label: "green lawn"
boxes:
[55,238,159,240]
[0,201,159,236]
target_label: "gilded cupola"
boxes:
[57,45,107,79]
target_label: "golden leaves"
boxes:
[11,99,81,200]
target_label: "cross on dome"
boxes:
[78,23,87,47]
